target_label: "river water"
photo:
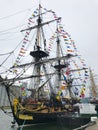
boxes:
[0,110,72,130]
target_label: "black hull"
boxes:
[57,114,91,129]
[14,112,91,129]
[14,111,65,126]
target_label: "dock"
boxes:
[85,119,98,130]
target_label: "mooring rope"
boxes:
[19,117,26,130]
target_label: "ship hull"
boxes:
[13,112,91,128]
[57,114,91,129]
[14,111,65,126]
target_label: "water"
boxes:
[0,110,72,130]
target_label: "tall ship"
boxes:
[0,3,93,128]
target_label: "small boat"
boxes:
[0,2,92,128]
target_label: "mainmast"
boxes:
[29,4,49,98]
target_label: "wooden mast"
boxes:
[89,68,97,98]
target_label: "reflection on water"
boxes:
[13,123,70,130]
[0,110,71,130]
[6,123,71,130]
[17,123,66,130]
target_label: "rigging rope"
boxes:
[0,51,13,56]
[0,8,33,21]
[0,52,14,67]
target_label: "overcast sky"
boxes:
[0,0,98,77]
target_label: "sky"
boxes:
[0,0,98,79]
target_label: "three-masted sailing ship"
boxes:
[0,3,91,128]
